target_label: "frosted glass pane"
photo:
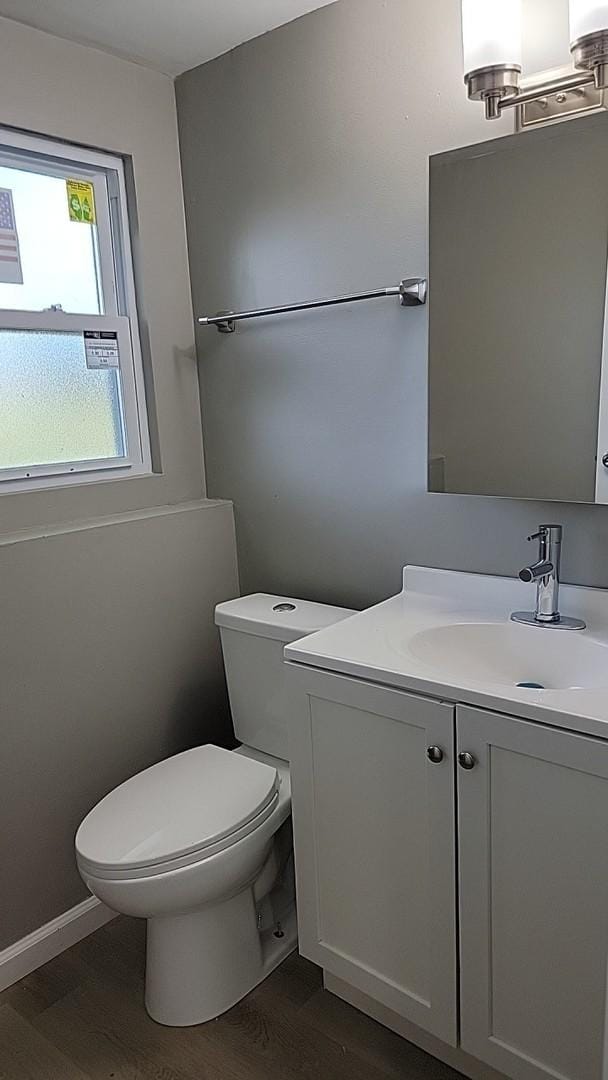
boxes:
[0,165,102,314]
[570,1,608,41]
[462,0,522,72]
[0,330,125,470]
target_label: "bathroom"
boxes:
[1,0,608,1076]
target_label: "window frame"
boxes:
[0,127,151,493]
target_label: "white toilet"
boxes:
[75,593,352,1026]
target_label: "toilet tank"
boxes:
[215,594,354,760]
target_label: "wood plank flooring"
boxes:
[0,917,464,1079]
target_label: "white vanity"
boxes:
[284,566,608,1080]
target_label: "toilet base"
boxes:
[145,888,297,1027]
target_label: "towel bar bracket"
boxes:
[399,277,428,307]
[214,312,237,335]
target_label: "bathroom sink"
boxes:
[408,622,608,691]
[285,566,608,732]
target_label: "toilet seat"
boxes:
[76,745,279,880]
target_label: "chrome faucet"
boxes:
[511,524,586,631]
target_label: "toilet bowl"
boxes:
[75,594,353,1026]
[77,745,293,1025]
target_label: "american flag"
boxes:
[0,188,23,284]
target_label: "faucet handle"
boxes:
[527,524,562,543]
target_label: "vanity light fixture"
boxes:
[462,0,522,120]
[463,0,608,124]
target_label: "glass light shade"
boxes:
[569,1,608,41]
[462,0,522,75]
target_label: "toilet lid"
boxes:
[75,745,279,873]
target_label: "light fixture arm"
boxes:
[488,69,598,120]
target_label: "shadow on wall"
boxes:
[169,675,236,754]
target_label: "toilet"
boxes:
[75,593,352,1027]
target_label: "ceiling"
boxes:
[0,0,337,77]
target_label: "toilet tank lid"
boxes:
[215,593,355,642]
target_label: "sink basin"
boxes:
[408,622,608,691]
[286,566,608,729]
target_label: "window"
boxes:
[0,128,150,491]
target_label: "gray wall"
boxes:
[0,21,239,950]
[1,503,238,950]
[177,0,608,611]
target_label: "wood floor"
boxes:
[0,916,463,1079]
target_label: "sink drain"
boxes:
[516,681,545,690]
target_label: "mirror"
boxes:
[428,112,608,504]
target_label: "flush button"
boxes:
[273,603,296,612]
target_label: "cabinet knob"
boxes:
[458,751,476,770]
[427,745,444,764]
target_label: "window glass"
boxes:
[0,164,103,315]
[0,128,150,490]
[0,329,124,469]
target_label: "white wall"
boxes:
[0,20,240,949]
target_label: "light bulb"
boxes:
[461,0,522,76]
[570,1,608,42]
[569,0,608,86]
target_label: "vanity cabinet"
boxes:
[458,705,608,1080]
[288,668,458,1045]
[288,667,608,1080]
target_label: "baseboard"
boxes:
[0,896,117,993]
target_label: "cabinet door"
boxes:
[457,705,608,1080]
[287,667,457,1045]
